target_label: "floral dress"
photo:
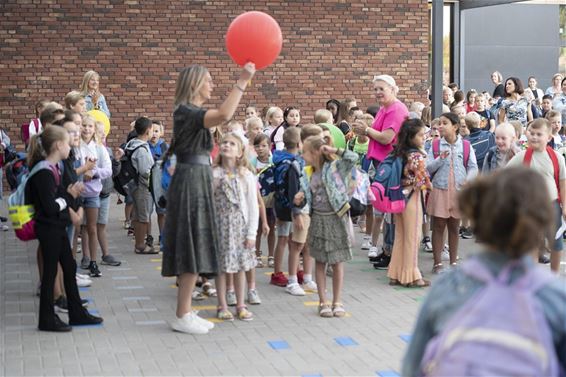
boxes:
[501,97,529,125]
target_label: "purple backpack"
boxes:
[420,258,562,377]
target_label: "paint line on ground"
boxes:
[115,286,144,290]
[334,336,358,347]
[193,305,217,310]
[302,374,323,377]
[303,301,319,307]
[78,287,89,292]
[150,259,162,263]
[72,323,103,329]
[155,266,162,271]
[112,276,138,280]
[5,312,35,317]
[268,340,290,350]
[135,320,167,326]
[399,334,412,343]
[107,267,132,271]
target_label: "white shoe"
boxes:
[285,283,305,296]
[76,272,90,280]
[226,290,237,306]
[363,235,371,241]
[190,311,214,330]
[361,241,372,250]
[171,313,209,334]
[1,224,8,231]
[441,249,450,261]
[303,280,318,292]
[76,276,92,287]
[368,246,379,258]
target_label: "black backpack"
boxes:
[113,144,146,196]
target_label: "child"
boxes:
[464,112,495,171]
[245,116,264,150]
[421,118,442,253]
[77,114,113,277]
[245,105,258,119]
[271,106,300,151]
[507,118,566,273]
[474,92,496,132]
[314,108,347,150]
[148,121,169,247]
[387,119,432,288]
[546,110,564,150]
[26,127,102,331]
[213,133,259,321]
[64,91,87,114]
[426,112,478,274]
[264,106,283,138]
[482,122,519,174]
[541,94,553,118]
[125,117,156,254]
[25,99,49,147]
[296,136,358,317]
[252,133,275,268]
[402,167,566,376]
[348,113,372,172]
[270,127,303,287]
[510,120,528,150]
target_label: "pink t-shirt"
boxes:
[366,100,408,162]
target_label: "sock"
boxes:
[303,274,313,283]
[288,275,298,285]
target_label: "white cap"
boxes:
[373,74,397,88]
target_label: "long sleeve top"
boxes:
[77,140,112,198]
[85,93,110,118]
[426,136,478,190]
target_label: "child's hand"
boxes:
[352,121,367,136]
[321,145,337,155]
[114,148,125,160]
[294,215,304,231]
[439,151,450,159]
[262,221,270,236]
[85,158,96,170]
[84,170,94,182]
[243,238,255,249]
[67,182,84,199]
[239,62,256,83]
[294,192,304,206]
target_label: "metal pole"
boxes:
[431,0,444,118]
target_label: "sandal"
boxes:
[405,279,431,288]
[236,306,253,321]
[432,263,444,274]
[217,308,234,321]
[319,303,333,318]
[134,245,157,255]
[332,303,346,318]
[192,290,206,301]
[202,282,217,297]
[389,279,401,286]
[267,256,274,268]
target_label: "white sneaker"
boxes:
[76,276,92,287]
[247,289,262,305]
[171,313,209,334]
[303,280,318,292]
[285,283,305,296]
[441,249,450,261]
[190,311,214,330]
[368,246,379,258]
[76,273,90,280]
[1,224,8,231]
[226,290,237,306]
[361,241,372,250]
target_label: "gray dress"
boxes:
[161,104,220,277]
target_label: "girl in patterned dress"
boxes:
[387,119,432,287]
[213,133,259,321]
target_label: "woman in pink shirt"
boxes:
[352,74,408,267]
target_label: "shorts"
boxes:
[292,214,311,244]
[277,220,292,237]
[549,201,564,252]
[155,203,166,216]
[131,185,153,223]
[82,196,100,209]
[125,193,134,205]
[97,195,110,225]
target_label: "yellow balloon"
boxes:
[87,109,111,136]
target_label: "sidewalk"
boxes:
[1,195,563,376]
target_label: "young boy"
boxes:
[475,93,496,132]
[464,112,495,171]
[541,94,553,118]
[546,110,563,150]
[482,123,519,174]
[508,118,566,273]
[125,117,156,254]
[148,121,168,248]
[270,127,303,287]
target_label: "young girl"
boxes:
[26,99,49,147]
[245,105,258,119]
[482,122,520,174]
[264,106,283,138]
[26,127,102,331]
[271,106,300,150]
[426,112,478,274]
[388,119,432,287]
[79,70,110,118]
[213,133,259,321]
[78,114,112,277]
[297,136,358,317]
[245,116,264,152]
[403,167,566,376]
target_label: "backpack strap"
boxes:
[546,145,561,204]
[460,258,496,283]
[513,265,556,293]
[432,138,440,159]
[523,147,534,166]
[462,139,470,169]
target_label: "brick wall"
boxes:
[0,0,429,150]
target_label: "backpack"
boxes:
[113,144,146,196]
[420,258,561,377]
[273,158,301,209]
[349,168,371,217]
[465,131,495,170]
[21,119,40,147]
[4,156,28,191]
[432,138,471,169]
[257,164,275,208]
[370,153,412,213]
[7,161,55,241]
[523,146,561,202]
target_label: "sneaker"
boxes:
[1,224,8,231]
[0,216,7,222]
[54,296,68,313]
[171,313,208,335]
[192,290,206,301]
[81,299,89,307]
[370,249,386,263]
[76,272,90,279]
[101,255,121,266]
[270,272,288,287]
[303,280,318,292]
[368,246,379,259]
[361,240,372,250]
[421,236,433,253]
[226,290,237,306]
[286,283,305,296]
[190,311,214,330]
[123,220,131,230]
[267,256,274,268]
[459,226,465,236]
[461,228,474,239]
[538,254,551,264]
[145,235,154,247]
[247,289,262,305]
[202,282,217,297]
[127,227,134,237]
[89,261,101,278]
[76,275,92,287]
[256,256,264,268]
[297,270,304,285]
[441,249,450,261]
[363,235,371,241]
[373,254,391,270]
[80,256,91,270]
[38,314,72,332]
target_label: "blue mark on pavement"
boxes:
[268,340,290,350]
[399,334,412,343]
[334,336,358,346]
[376,371,400,377]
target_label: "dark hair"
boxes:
[335,98,356,125]
[27,125,68,168]
[40,106,65,126]
[465,89,477,103]
[453,90,464,103]
[504,77,525,97]
[562,77,566,87]
[134,116,153,136]
[440,112,460,126]
[459,167,553,258]
[366,105,380,118]
[281,106,300,128]
[448,82,458,91]
[542,94,553,101]
[253,133,269,146]
[393,118,425,161]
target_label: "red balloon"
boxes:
[226,11,283,70]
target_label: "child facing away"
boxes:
[294,136,358,317]
[507,118,566,273]
[402,167,566,376]
[213,133,259,321]
[426,112,478,274]
[26,126,102,332]
[482,122,520,174]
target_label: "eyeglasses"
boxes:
[67,130,80,135]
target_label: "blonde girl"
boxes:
[213,133,259,321]
[79,70,110,118]
[78,114,112,277]
[264,106,283,138]
[297,136,358,317]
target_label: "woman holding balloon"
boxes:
[161,62,256,334]
[79,70,111,118]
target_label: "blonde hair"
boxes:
[300,124,323,141]
[245,116,263,130]
[214,133,252,174]
[79,70,100,95]
[174,65,209,108]
[64,90,85,109]
[94,121,105,144]
[314,109,333,124]
[303,136,337,169]
[266,106,283,126]
[81,113,100,144]
[464,112,481,129]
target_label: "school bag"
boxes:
[419,258,561,377]
[257,164,275,208]
[431,138,471,169]
[523,146,561,202]
[273,157,301,209]
[113,144,147,196]
[465,130,495,170]
[8,161,56,241]
[349,168,371,217]
[20,119,40,147]
[5,156,28,191]
[370,152,415,213]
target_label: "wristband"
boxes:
[234,85,245,92]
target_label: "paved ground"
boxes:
[1,195,564,377]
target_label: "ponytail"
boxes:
[27,126,68,168]
[27,134,46,168]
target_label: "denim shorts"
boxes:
[125,193,134,205]
[277,220,292,237]
[97,195,110,225]
[550,201,564,252]
[82,196,100,209]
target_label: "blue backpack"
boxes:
[273,158,301,209]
